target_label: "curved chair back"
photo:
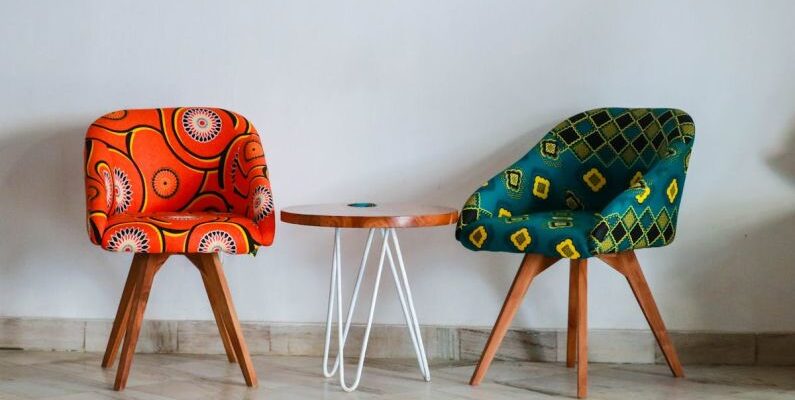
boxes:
[84,107,274,245]
[458,108,694,256]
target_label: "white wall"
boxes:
[0,0,793,332]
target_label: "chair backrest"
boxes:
[84,107,271,218]
[505,108,694,214]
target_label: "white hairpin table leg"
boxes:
[383,228,431,381]
[321,228,341,378]
[322,227,431,391]
[323,228,375,378]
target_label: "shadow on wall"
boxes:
[672,124,795,330]
[768,123,795,184]
[0,120,125,313]
[691,211,795,329]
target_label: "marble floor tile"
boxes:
[0,351,793,400]
[459,329,557,362]
[86,320,178,354]
[268,325,327,356]
[0,349,94,365]
[0,318,85,351]
[556,329,655,363]
[658,332,755,365]
[48,390,175,400]
[614,364,795,391]
[432,360,603,385]
[733,389,795,400]
[756,333,795,366]
[177,321,270,355]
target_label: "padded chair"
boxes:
[84,107,275,390]
[456,108,694,398]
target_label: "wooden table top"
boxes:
[280,203,459,228]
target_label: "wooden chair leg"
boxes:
[114,253,169,391]
[195,253,258,387]
[566,261,578,368]
[598,251,684,378]
[572,258,588,399]
[186,254,237,363]
[469,254,558,386]
[102,254,145,368]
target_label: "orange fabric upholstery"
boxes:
[84,108,275,254]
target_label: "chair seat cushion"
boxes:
[101,212,264,254]
[457,210,598,259]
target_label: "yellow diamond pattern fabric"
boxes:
[456,108,695,258]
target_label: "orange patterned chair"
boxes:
[84,107,275,390]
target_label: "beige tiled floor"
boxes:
[0,351,792,399]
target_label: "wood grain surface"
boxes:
[281,203,458,228]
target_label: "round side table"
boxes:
[281,203,458,392]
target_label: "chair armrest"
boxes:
[84,139,114,244]
[592,142,692,254]
[456,138,567,239]
[249,174,275,246]
[456,165,525,239]
[224,133,275,246]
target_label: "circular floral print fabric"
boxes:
[85,107,275,254]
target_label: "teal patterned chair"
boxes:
[458,108,693,398]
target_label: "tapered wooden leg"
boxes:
[114,254,169,391]
[186,254,237,363]
[572,258,588,399]
[469,254,558,386]
[102,254,145,368]
[598,252,684,378]
[196,253,258,387]
[566,261,578,368]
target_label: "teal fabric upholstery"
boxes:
[456,108,695,259]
